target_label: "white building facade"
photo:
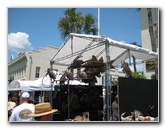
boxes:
[8,46,66,81]
[140,8,159,79]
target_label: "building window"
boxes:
[35,66,40,78]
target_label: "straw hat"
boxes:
[8,101,16,111]
[28,102,58,117]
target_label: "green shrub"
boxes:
[132,72,146,79]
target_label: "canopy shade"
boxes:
[8,71,87,91]
[8,79,54,91]
[50,33,158,67]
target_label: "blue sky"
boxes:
[8,8,141,65]
[3,0,164,127]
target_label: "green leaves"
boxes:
[58,8,97,40]
[132,72,146,79]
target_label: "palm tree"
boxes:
[58,8,98,40]
[138,8,157,52]
[147,8,157,52]
[138,8,158,79]
[83,13,98,35]
[147,8,158,80]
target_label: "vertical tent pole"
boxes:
[70,35,74,75]
[49,61,55,121]
[67,82,70,120]
[50,61,53,108]
[105,39,112,121]
[128,49,131,65]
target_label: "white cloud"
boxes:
[8,32,33,53]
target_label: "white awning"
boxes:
[51,33,158,67]
[8,71,87,91]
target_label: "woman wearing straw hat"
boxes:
[8,101,16,121]
[28,102,58,121]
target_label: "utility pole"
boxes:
[98,8,100,36]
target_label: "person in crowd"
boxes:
[28,99,35,105]
[8,101,16,121]
[28,102,58,121]
[11,95,19,106]
[112,95,119,121]
[38,93,44,103]
[9,92,35,122]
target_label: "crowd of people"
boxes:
[8,91,90,122]
[8,92,58,122]
[8,91,157,122]
[8,91,119,122]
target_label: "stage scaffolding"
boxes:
[50,35,112,121]
[49,33,158,121]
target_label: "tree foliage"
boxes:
[58,8,98,40]
[111,80,118,86]
[151,73,157,80]
[132,72,146,79]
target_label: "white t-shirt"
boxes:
[9,103,35,122]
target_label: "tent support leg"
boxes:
[105,40,112,121]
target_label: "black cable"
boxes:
[42,73,54,88]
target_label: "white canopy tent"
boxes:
[8,80,34,91]
[8,71,87,92]
[8,78,54,92]
[50,33,158,67]
[50,33,158,121]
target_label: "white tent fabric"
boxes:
[8,71,87,91]
[51,33,158,67]
[8,33,158,91]
[8,79,54,91]
[8,80,34,91]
